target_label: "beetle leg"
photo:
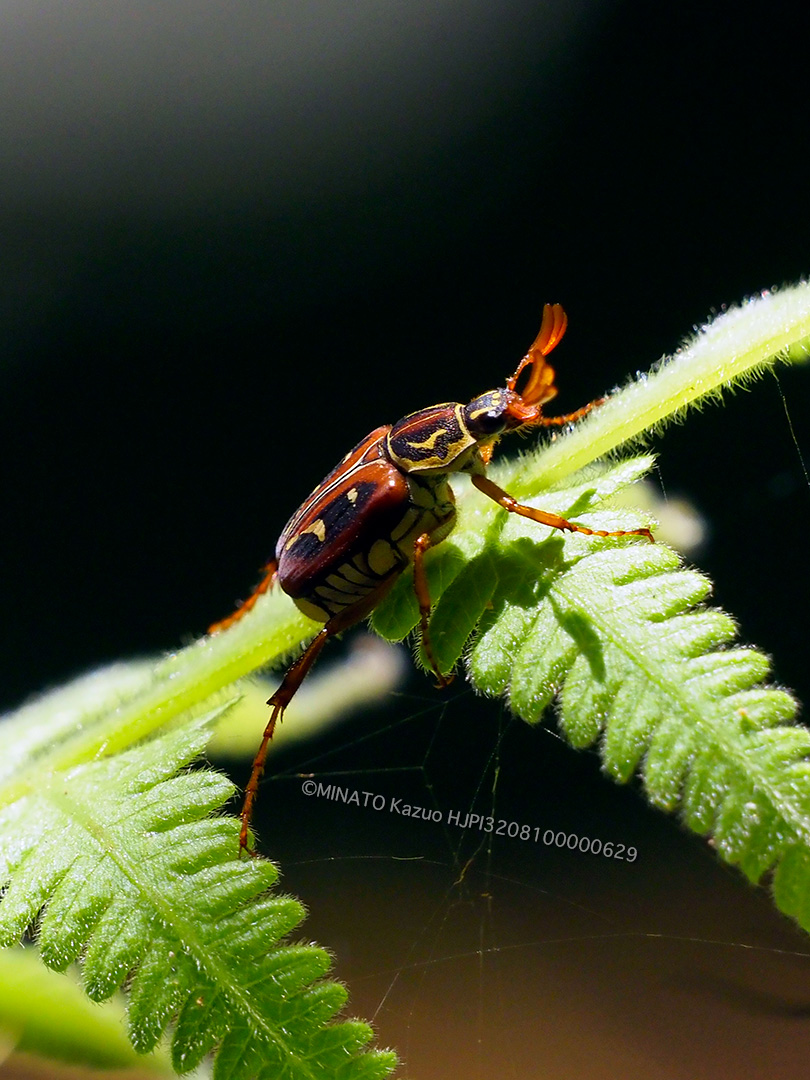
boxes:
[471,474,654,542]
[413,532,454,689]
[208,560,278,635]
[538,397,606,427]
[240,574,401,854]
[239,623,332,853]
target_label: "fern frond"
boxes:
[367,283,810,929]
[375,446,809,927]
[1,283,809,1073]
[0,708,396,1079]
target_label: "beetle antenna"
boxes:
[504,303,568,424]
[533,302,568,356]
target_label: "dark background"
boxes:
[2,2,810,1077]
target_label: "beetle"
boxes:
[210,304,653,851]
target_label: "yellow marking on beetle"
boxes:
[346,487,359,503]
[406,427,448,451]
[317,583,360,606]
[467,395,503,420]
[296,595,331,622]
[287,518,327,549]
[389,408,474,472]
[326,571,366,595]
[341,562,375,585]
[390,507,421,542]
[368,538,399,576]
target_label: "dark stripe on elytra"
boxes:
[287,480,378,555]
[286,456,380,535]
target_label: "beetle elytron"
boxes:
[210,304,653,851]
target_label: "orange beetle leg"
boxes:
[471,473,654,542]
[208,560,278,635]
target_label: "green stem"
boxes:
[0,591,318,811]
[524,283,810,487]
[79,598,315,751]
[4,282,809,807]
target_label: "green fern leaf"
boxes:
[2,283,810,1073]
[0,708,396,1079]
[374,447,809,923]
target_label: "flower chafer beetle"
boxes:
[210,304,653,851]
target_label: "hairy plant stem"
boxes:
[3,283,808,808]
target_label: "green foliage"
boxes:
[0,944,174,1073]
[377,452,809,911]
[1,282,810,1073]
[0,706,396,1079]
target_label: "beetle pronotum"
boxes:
[210,304,653,851]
